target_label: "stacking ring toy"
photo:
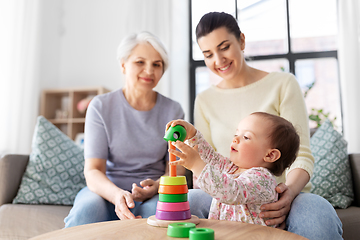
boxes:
[167,222,196,238]
[155,209,191,220]
[189,228,215,240]
[158,184,188,194]
[160,176,187,185]
[159,193,187,203]
[157,201,190,212]
[164,125,187,142]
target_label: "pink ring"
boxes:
[157,201,190,212]
[155,209,191,220]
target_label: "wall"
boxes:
[57,0,126,90]
[37,0,190,118]
[17,0,360,153]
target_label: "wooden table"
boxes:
[30,218,307,240]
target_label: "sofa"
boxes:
[0,153,360,240]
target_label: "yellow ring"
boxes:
[160,176,187,186]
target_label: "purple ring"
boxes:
[155,209,191,220]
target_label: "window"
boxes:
[189,0,341,131]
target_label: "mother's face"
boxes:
[197,27,245,82]
[121,42,164,91]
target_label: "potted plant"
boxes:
[303,82,337,135]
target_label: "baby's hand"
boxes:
[165,119,197,140]
[169,141,200,171]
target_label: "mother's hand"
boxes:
[260,183,297,229]
[114,189,140,220]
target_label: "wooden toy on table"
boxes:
[147,125,200,227]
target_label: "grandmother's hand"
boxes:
[259,183,296,229]
[114,189,141,220]
[131,179,158,202]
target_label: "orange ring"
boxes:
[158,184,188,194]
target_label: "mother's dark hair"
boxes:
[196,12,242,41]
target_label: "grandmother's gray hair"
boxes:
[116,31,169,72]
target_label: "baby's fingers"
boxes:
[168,147,185,159]
[172,141,190,151]
[165,121,174,132]
[169,159,185,166]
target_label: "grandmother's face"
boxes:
[121,42,164,91]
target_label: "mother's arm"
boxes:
[259,168,309,227]
[84,158,139,220]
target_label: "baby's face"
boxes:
[230,114,272,170]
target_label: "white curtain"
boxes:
[0,0,41,156]
[338,0,360,153]
[0,0,189,156]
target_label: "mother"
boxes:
[190,12,342,239]
[64,31,184,227]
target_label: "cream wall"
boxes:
[37,0,190,118]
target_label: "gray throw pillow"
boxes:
[310,119,354,208]
[13,116,86,205]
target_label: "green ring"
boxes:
[160,176,187,185]
[164,125,187,142]
[167,222,196,238]
[159,193,187,203]
[189,228,215,240]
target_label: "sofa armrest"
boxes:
[0,154,29,206]
[349,153,360,207]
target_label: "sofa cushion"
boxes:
[0,204,71,240]
[13,116,86,205]
[310,119,354,208]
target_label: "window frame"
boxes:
[188,0,340,124]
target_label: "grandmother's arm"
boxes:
[85,158,137,219]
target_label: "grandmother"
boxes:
[64,32,184,227]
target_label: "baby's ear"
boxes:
[264,149,281,163]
